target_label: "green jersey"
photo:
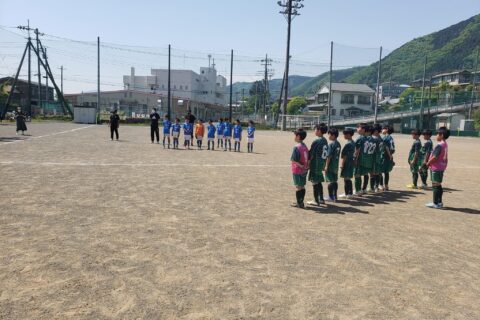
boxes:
[341,140,355,167]
[309,136,328,173]
[326,140,341,173]
[372,135,383,165]
[357,135,375,169]
[420,139,433,164]
[408,139,422,164]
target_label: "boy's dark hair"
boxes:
[236,119,240,123]
[343,128,355,136]
[248,120,254,125]
[175,117,180,122]
[219,118,223,122]
[372,124,382,133]
[294,128,307,140]
[209,119,213,123]
[165,114,170,119]
[153,108,157,111]
[382,124,394,134]
[357,123,368,130]
[328,128,339,138]
[422,129,432,136]
[314,123,327,134]
[411,129,421,136]
[437,126,450,140]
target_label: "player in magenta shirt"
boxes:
[290,128,309,209]
[425,127,450,209]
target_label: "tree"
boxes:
[270,102,280,115]
[473,109,480,130]
[287,96,307,115]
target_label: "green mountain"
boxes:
[230,13,480,98]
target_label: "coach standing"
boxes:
[150,108,161,143]
[109,109,120,141]
[186,110,196,146]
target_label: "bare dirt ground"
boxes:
[0,122,479,319]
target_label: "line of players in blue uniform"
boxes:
[161,115,256,152]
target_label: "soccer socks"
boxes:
[333,182,338,199]
[384,173,390,186]
[420,171,428,185]
[432,186,440,204]
[313,184,319,204]
[327,183,334,199]
[379,175,384,187]
[355,177,362,193]
[370,175,376,190]
[296,189,306,205]
[412,172,419,187]
[362,175,369,191]
[318,183,324,202]
[344,180,353,195]
[438,185,443,204]
[247,143,253,153]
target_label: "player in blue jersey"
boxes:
[223,118,232,151]
[233,119,242,152]
[162,114,172,148]
[207,120,216,151]
[171,118,181,149]
[216,118,225,149]
[247,120,255,153]
[183,118,193,150]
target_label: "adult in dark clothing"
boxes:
[186,110,196,146]
[150,108,161,143]
[15,108,27,135]
[109,110,120,141]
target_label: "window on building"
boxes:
[340,109,344,116]
[162,84,165,89]
[180,85,183,90]
[129,92,132,98]
[357,95,371,105]
[340,94,354,104]
[174,85,177,90]
[124,92,127,98]
[331,108,336,116]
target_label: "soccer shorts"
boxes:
[340,165,354,179]
[293,173,307,187]
[234,138,240,142]
[431,170,444,183]
[308,169,325,183]
[224,136,231,140]
[217,135,224,140]
[196,135,203,141]
[184,135,191,141]
[248,138,254,143]
[207,137,214,141]
[354,165,369,176]
[325,171,338,183]
[172,132,179,138]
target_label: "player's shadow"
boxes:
[305,204,369,215]
[0,137,27,142]
[340,190,418,206]
[442,207,480,215]
[443,188,462,193]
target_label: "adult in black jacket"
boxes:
[186,110,196,146]
[109,110,120,141]
[15,107,27,135]
[150,108,161,143]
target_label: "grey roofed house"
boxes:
[323,83,375,93]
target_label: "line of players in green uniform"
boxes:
[290,123,395,208]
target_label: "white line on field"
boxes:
[0,125,94,145]
[0,161,479,170]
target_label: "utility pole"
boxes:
[97,37,100,123]
[278,0,304,130]
[260,54,273,115]
[327,41,333,130]
[469,47,479,119]
[43,47,48,104]
[18,22,33,116]
[374,46,382,124]
[229,49,233,122]
[273,70,286,128]
[59,66,64,95]
[419,55,427,129]
[168,44,171,117]
[35,28,42,110]
[241,88,245,117]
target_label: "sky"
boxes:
[1,0,479,93]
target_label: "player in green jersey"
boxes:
[370,124,383,192]
[419,129,433,189]
[307,123,328,206]
[353,123,368,196]
[324,128,341,201]
[407,129,422,189]
[362,125,375,192]
[339,128,355,198]
[380,125,395,191]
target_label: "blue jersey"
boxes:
[163,120,172,134]
[172,123,181,133]
[183,122,193,135]
[216,122,225,137]
[223,123,232,137]
[247,126,255,138]
[207,124,216,138]
[233,124,242,139]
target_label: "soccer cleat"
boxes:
[384,185,389,191]
[419,184,427,190]
[426,202,441,209]
[374,188,380,193]
[324,197,335,202]
[306,200,320,206]
[338,194,348,198]
[354,190,364,197]
[378,186,385,192]
[346,194,354,199]
[437,203,444,208]
[291,202,305,209]
[406,184,418,189]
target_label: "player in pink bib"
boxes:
[291,128,309,208]
[425,127,450,209]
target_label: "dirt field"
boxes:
[0,122,479,319]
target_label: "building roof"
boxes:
[0,76,54,88]
[432,70,471,78]
[321,83,375,94]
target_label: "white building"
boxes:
[306,83,375,119]
[123,66,227,107]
